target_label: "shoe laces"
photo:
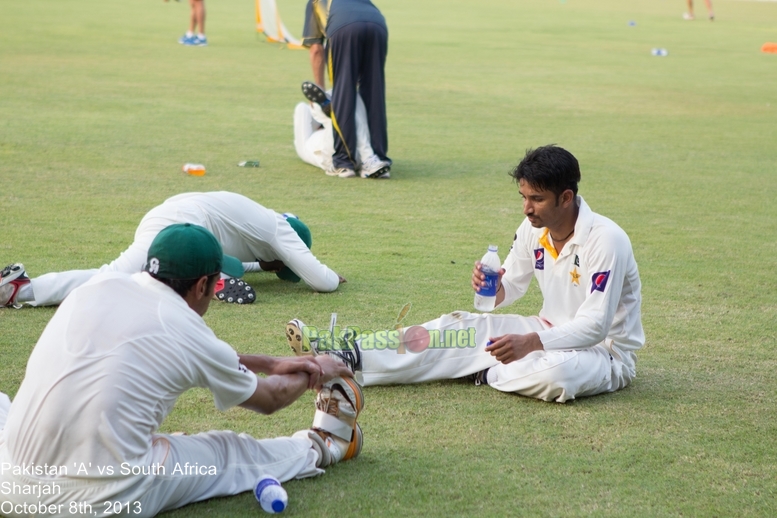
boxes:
[324,329,361,373]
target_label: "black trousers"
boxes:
[328,21,389,169]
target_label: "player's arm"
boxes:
[309,43,326,88]
[239,372,310,414]
[238,356,353,414]
[275,218,342,292]
[255,260,345,284]
[238,354,319,377]
[484,333,543,364]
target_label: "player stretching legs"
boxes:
[0,224,363,517]
[1,192,345,308]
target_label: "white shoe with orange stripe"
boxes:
[313,375,363,463]
[294,376,364,467]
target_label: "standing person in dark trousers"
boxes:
[301,0,391,179]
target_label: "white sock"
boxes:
[17,283,34,303]
[242,262,262,273]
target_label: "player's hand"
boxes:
[259,260,285,272]
[485,333,543,364]
[472,262,505,293]
[271,357,323,389]
[314,355,354,388]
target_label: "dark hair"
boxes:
[151,272,220,298]
[510,145,581,198]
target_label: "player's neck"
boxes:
[549,205,579,254]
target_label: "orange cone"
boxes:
[762,42,777,54]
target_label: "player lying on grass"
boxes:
[285,145,645,403]
[0,224,364,518]
[0,191,345,308]
[295,81,391,179]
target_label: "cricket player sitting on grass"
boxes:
[294,81,390,179]
[0,191,345,309]
[285,145,644,403]
[0,224,364,518]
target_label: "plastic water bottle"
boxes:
[182,163,206,176]
[474,245,501,312]
[651,48,668,57]
[254,475,288,514]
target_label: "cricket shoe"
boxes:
[359,156,391,179]
[285,318,362,375]
[292,376,364,467]
[466,368,490,386]
[214,277,256,304]
[301,81,331,117]
[0,263,30,309]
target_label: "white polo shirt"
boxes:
[498,196,644,354]
[0,272,258,478]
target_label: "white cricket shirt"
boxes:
[1,272,258,477]
[499,196,644,354]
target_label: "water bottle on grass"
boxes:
[255,475,288,514]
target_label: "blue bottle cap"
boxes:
[272,499,286,513]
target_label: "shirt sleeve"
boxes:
[537,225,632,351]
[495,220,535,309]
[273,215,341,292]
[184,322,259,411]
[302,0,326,47]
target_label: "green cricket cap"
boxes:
[146,223,244,280]
[277,215,312,283]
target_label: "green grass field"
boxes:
[2,0,777,515]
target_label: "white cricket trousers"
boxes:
[293,95,375,172]
[28,217,168,307]
[360,311,636,403]
[0,432,319,518]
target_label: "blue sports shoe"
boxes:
[178,34,194,45]
[194,35,207,46]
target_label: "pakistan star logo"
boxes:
[570,267,581,286]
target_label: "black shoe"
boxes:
[301,81,331,117]
[467,368,490,386]
[214,278,256,304]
